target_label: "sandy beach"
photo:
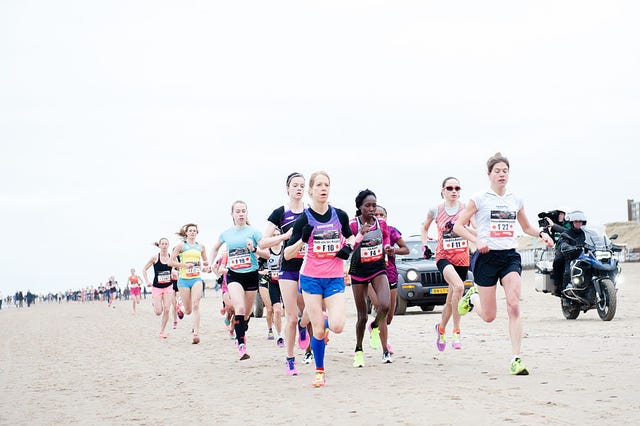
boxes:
[1,264,639,425]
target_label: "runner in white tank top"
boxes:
[452,153,553,376]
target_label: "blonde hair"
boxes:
[487,152,509,173]
[308,171,330,195]
[231,200,251,225]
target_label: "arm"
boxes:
[200,244,210,272]
[208,239,224,269]
[393,236,410,256]
[169,244,184,269]
[517,208,554,248]
[258,221,292,249]
[284,215,306,260]
[453,200,488,252]
[420,212,434,245]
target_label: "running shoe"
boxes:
[369,323,381,349]
[303,350,313,364]
[268,329,275,340]
[510,357,529,375]
[277,337,285,348]
[311,370,325,388]
[172,321,177,329]
[382,351,393,364]
[352,350,365,368]
[387,343,394,355]
[160,331,168,339]
[298,320,310,350]
[451,332,462,350]
[176,302,184,320]
[458,285,478,316]
[286,358,298,376]
[238,343,250,361]
[192,333,200,344]
[435,323,446,352]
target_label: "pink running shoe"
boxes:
[451,331,462,350]
[160,331,168,339]
[435,324,446,352]
[238,343,250,360]
[286,358,298,376]
[298,320,310,350]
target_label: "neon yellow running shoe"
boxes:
[352,350,365,368]
[458,285,478,316]
[510,357,529,375]
[312,370,326,387]
[369,324,381,349]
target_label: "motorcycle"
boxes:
[535,229,622,321]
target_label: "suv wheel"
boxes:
[420,305,435,312]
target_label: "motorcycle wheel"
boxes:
[597,278,617,321]
[561,297,580,320]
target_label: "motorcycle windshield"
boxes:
[583,228,610,251]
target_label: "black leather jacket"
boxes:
[559,227,586,260]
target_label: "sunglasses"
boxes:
[444,186,461,191]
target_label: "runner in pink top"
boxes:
[284,171,355,388]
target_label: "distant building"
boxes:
[628,199,640,222]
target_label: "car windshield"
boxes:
[397,240,436,261]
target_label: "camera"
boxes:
[538,210,562,228]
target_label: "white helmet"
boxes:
[567,210,587,224]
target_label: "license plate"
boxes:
[431,288,448,295]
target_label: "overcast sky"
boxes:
[1,1,639,295]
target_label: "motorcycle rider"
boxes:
[543,208,571,294]
[557,211,588,296]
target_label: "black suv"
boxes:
[395,236,473,315]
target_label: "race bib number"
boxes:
[490,210,516,237]
[360,242,383,263]
[443,236,468,250]
[186,263,200,278]
[313,229,340,258]
[229,248,252,270]
[157,271,171,284]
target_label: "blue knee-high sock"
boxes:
[324,316,330,331]
[311,336,326,369]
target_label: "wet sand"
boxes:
[1,264,639,425]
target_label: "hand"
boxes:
[541,233,554,248]
[360,222,372,235]
[384,244,394,256]
[283,228,293,240]
[545,217,554,227]
[336,244,353,260]
[423,245,433,259]
[301,225,313,242]
[246,239,255,253]
[476,240,490,254]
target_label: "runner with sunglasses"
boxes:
[421,177,474,352]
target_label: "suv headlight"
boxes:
[406,269,419,282]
